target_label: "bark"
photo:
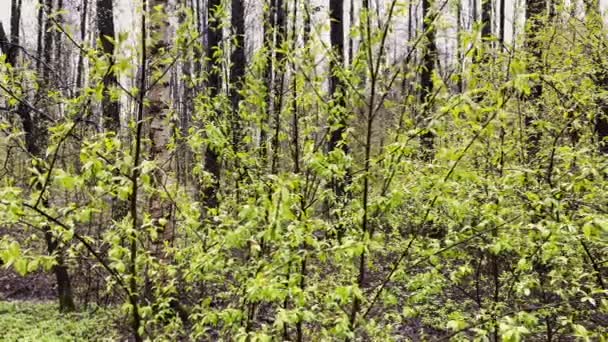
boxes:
[348,0,354,65]
[54,0,63,69]
[455,0,463,93]
[499,0,505,46]
[230,0,245,150]
[419,0,437,155]
[329,0,346,154]
[8,0,21,66]
[97,0,121,132]
[270,0,286,174]
[36,0,44,71]
[32,0,77,313]
[147,0,175,251]
[0,23,8,57]
[259,0,285,172]
[328,0,350,238]
[76,0,87,91]
[481,0,491,41]
[524,0,547,157]
[203,0,223,210]
[583,0,608,154]
[42,0,53,81]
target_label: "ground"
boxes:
[0,300,118,341]
[0,269,118,341]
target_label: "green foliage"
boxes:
[1,0,608,341]
[0,301,118,341]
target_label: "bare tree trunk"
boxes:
[524,0,546,157]
[8,0,21,66]
[329,0,346,153]
[41,0,77,313]
[36,0,44,72]
[455,0,463,93]
[419,0,437,156]
[271,0,286,174]
[54,0,64,70]
[203,0,223,210]
[499,0,505,46]
[584,0,608,154]
[97,0,121,132]
[2,0,76,316]
[230,0,245,150]
[481,0,492,42]
[76,0,87,92]
[329,0,350,240]
[348,0,355,65]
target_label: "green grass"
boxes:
[0,301,119,341]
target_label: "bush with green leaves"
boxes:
[0,1,607,341]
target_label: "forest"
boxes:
[0,0,607,340]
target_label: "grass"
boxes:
[0,301,119,341]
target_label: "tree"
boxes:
[419,0,437,155]
[583,0,608,154]
[230,0,245,151]
[97,0,120,132]
[328,0,349,184]
[524,0,547,155]
[1,1,608,341]
[481,0,491,43]
[29,1,76,312]
[202,0,223,210]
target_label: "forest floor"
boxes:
[0,270,119,341]
[0,269,56,301]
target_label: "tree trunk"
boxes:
[203,0,223,210]
[499,0,505,46]
[329,0,346,154]
[8,0,21,66]
[76,0,87,92]
[97,0,121,132]
[481,0,491,42]
[524,0,547,157]
[36,0,77,313]
[420,0,437,155]
[270,0,286,174]
[583,0,608,154]
[329,0,350,238]
[230,0,245,150]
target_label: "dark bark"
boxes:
[44,227,76,312]
[524,0,547,157]
[97,0,121,132]
[481,0,491,41]
[22,0,77,313]
[17,102,76,312]
[127,1,149,340]
[203,0,223,210]
[259,1,273,162]
[230,0,245,149]
[54,0,63,69]
[36,0,44,71]
[583,0,608,154]
[328,0,351,240]
[42,0,53,81]
[0,23,8,57]
[8,0,21,66]
[76,0,87,91]
[270,0,285,174]
[419,0,437,155]
[455,0,463,93]
[329,0,346,153]
[499,0,505,46]
[348,0,354,65]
